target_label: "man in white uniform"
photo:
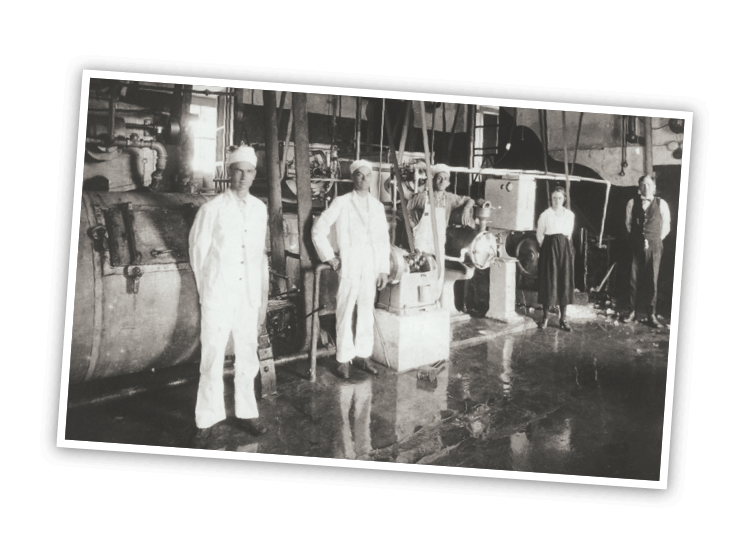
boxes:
[189,145,269,448]
[406,163,475,262]
[312,160,391,379]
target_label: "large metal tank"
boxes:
[70,191,211,384]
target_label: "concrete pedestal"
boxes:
[372,308,450,372]
[486,257,524,323]
[441,267,474,323]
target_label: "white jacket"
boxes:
[312,192,391,281]
[189,189,267,309]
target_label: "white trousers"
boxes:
[336,260,377,363]
[195,302,260,429]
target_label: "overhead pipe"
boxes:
[644,116,653,177]
[262,90,287,291]
[292,93,315,351]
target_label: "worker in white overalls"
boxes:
[188,145,269,449]
[406,163,475,263]
[312,160,391,379]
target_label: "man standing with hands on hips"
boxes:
[189,144,269,449]
[623,174,671,328]
[312,160,391,380]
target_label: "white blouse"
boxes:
[536,207,575,245]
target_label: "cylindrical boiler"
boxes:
[70,191,211,384]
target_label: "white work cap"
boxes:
[432,163,451,176]
[227,145,257,167]
[350,159,373,175]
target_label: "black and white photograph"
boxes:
[57,71,690,488]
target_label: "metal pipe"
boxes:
[419,101,444,283]
[562,111,571,209]
[263,91,287,291]
[355,97,361,160]
[468,105,476,176]
[280,109,293,178]
[384,105,415,251]
[644,116,653,177]
[398,101,412,164]
[598,181,611,248]
[86,137,167,189]
[309,262,332,381]
[571,112,584,176]
[446,103,461,164]
[292,93,315,351]
[541,109,550,206]
[108,93,117,140]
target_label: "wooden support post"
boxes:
[263,90,287,291]
[562,111,571,209]
[644,116,654,177]
[293,93,315,351]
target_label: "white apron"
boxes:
[413,201,446,261]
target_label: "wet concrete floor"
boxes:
[65,312,670,481]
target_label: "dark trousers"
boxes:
[630,239,662,311]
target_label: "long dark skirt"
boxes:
[538,234,575,307]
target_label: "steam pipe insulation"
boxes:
[86,137,167,189]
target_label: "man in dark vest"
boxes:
[623,175,671,327]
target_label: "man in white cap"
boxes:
[312,160,391,379]
[407,163,475,262]
[189,144,269,448]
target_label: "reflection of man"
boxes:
[312,160,391,379]
[406,164,474,261]
[623,175,671,327]
[335,380,373,460]
[189,145,269,448]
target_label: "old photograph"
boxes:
[57,70,690,488]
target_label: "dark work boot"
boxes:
[336,361,350,379]
[192,424,218,450]
[354,357,379,375]
[622,310,637,323]
[235,417,268,436]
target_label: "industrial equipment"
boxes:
[377,246,440,316]
[71,191,209,383]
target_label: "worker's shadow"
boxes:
[332,378,373,460]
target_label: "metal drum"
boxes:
[70,191,211,384]
[444,228,498,270]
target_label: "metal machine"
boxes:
[377,246,440,316]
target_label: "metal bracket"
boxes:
[119,202,142,264]
[125,265,144,294]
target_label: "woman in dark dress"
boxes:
[536,187,575,331]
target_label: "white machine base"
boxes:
[442,267,475,323]
[486,256,524,323]
[372,308,451,372]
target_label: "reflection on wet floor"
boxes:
[65,315,669,481]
